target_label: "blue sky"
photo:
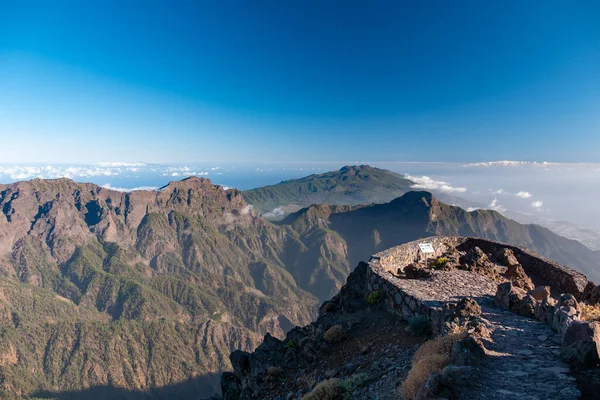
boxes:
[1,1,599,163]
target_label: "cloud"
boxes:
[462,161,553,167]
[531,200,544,208]
[96,162,146,167]
[263,206,285,219]
[101,184,158,192]
[490,189,506,195]
[515,191,532,199]
[488,198,506,212]
[405,175,467,193]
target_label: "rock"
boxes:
[563,320,600,347]
[528,286,551,301]
[416,366,477,400]
[553,306,580,336]
[561,321,600,368]
[558,294,579,310]
[405,264,432,279]
[512,294,536,318]
[497,248,520,267]
[494,281,526,310]
[319,301,337,315]
[534,297,557,325]
[561,341,600,369]
[451,336,486,366]
[506,264,534,291]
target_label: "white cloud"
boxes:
[488,198,506,212]
[96,162,146,167]
[263,206,285,219]
[101,184,158,192]
[462,161,552,167]
[405,175,467,193]
[531,200,544,208]
[490,189,506,195]
[515,191,532,199]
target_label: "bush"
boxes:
[432,257,451,269]
[287,339,297,349]
[303,378,344,400]
[400,332,467,400]
[407,315,432,337]
[324,325,347,343]
[400,353,448,400]
[581,303,600,321]
[367,290,383,305]
[412,332,466,365]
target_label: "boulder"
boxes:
[558,294,579,310]
[561,341,600,369]
[512,294,536,318]
[416,366,477,400]
[553,306,580,336]
[497,248,520,267]
[534,297,557,326]
[528,286,551,301]
[494,282,526,310]
[506,264,535,291]
[563,320,600,348]
[451,336,486,366]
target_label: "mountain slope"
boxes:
[280,191,600,298]
[0,177,318,398]
[242,165,415,216]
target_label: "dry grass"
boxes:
[400,332,467,400]
[581,303,600,321]
[303,378,344,400]
[412,332,466,365]
[324,325,347,343]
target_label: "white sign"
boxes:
[419,243,435,254]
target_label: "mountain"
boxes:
[242,165,415,217]
[0,177,599,398]
[280,191,600,295]
[0,177,319,398]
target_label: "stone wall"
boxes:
[460,238,589,299]
[365,264,446,334]
[371,236,590,299]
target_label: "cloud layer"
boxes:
[405,175,467,193]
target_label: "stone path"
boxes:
[459,302,580,400]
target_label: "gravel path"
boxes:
[460,304,580,400]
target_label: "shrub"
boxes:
[324,325,347,343]
[400,353,449,400]
[432,257,451,269]
[412,332,467,365]
[400,332,468,400]
[287,339,297,349]
[407,315,432,337]
[339,373,371,392]
[581,303,600,321]
[367,290,383,305]
[303,378,344,400]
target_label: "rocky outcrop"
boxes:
[561,321,600,368]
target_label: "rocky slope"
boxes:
[0,177,318,398]
[280,191,600,294]
[0,177,598,398]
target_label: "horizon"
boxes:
[2,1,600,163]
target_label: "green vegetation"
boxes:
[242,165,414,216]
[432,257,451,269]
[367,290,383,305]
[407,315,433,337]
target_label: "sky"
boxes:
[0,1,599,163]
